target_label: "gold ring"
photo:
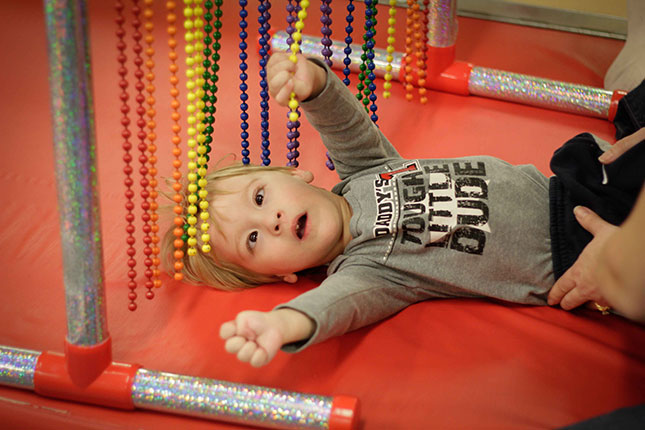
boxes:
[594,302,611,315]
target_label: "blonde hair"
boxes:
[162,160,296,291]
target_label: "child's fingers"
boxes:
[250,349,269,368]
[236,341,258,363]
[224,336,246,354]
[268,71,295,105]
[219,321,237,339]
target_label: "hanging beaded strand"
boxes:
[341,0,355,86]
[383,0,397,99]
[167,0,186,281]
[284,0,302,167]
[415,0,430,104]
[239,0,251,164]
[142,0,162,295]
[356,0,378,123]
[320,0,333,67]
[183,0,206,256]
[116,1,139,311]
[258,0,272,166]
[131,0,157,302]
[404,0,416,101]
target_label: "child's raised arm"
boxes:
[267,52,327,107]
[219,308,315,367]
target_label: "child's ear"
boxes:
[279,273,299,284]
[290,169,314,183]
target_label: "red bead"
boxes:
[145,269,153,278]
[127,258,137,268]
[128,270,137,279]
[125,201,134,210]
[127,236,135,245]
[125,213,135,222]
[128,280,137,289]
[128,292,137,301]
[125,189,134,199]
[123,153,132,163]
[145,290,154,300]
[128,302,137,312]
[143,247,152,256]
[127,248,136,257]
[126,225,135,234]
[144,258,152,267]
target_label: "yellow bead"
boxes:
[187,248,197,256]
[199,200,209,210]
[187,237,197,246]
[289,54,298,63]
[292,32,302,42]
[201,244,211,253]
[200,211,210,220]
[388,19,396,27]
[187,171,197,180]
[295,21,304,31]
[384,91,391,99]
[289,111,299,122]
[201,221,210,230]
[188,227,197,236]
[187,215,197,225]
[187,184,198,193]
[188,205,197,215]
[384,81,392,89]
[188,194,198,204]
[201,233,210,243]
[198,189,208,199]
[187,138,197,147]
[197,168,207,177]
[198,157,207,166]
[198,178,207,188]
[301,0,309,8]
[288,99,299,110]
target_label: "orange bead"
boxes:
[172,169,182,179]
[174,239,184,248]
[174,273,184,281]
[152,258,160,267]
[172,182,182,191]
[174,218,183,228]
[154,280,162,288]
[174,250,184,259]
[173,194,183,203]
[172,147,181,156]
[174,206,183,215]
[174,262,184,271]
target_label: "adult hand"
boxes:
[598,127,645,164]
[547,206,618,310]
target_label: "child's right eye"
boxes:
[254,188,265,206]
[247,231,258,251]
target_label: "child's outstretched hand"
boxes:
[219,310,284,367]
[219,308,315,367]
[267,52,327,107]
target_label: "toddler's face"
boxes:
[208,169,351,281]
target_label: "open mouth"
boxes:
[295,214,307,240]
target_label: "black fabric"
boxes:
[549,79,645,279]
[561,404,645,430]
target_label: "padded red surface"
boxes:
[1,1,643,429]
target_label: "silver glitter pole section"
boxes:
[272,31,404,80]
[0,346,41,390]
[469,66,613,119]
[132,369,334,429]
[426,0,457,47]
[44,0,108,346]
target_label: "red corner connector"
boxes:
[400,44,473,96]
[34,337,142,410]
[329,395,360,430]
[608,90,627,122]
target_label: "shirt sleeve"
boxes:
[274,261,438,352]
[300,58,402,180]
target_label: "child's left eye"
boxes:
[255,188,265,206]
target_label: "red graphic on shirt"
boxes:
[379,163,418,180]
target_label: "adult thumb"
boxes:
[573,206,611,236]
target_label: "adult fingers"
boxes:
[599,127,645,164]
[548,271,576,305]
[573,206,614,237]
[559,286,591,310]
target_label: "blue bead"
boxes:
[241,131,249,139]
[240,102,248,110]
[239,73,248,80]
[240,93,248,101]
[261,111,269,120]
[239,9,248,18]
[241,122,249,130]
[240,63,248,71]
[241,149,250,156]
[241,140,249,148]
[262,158,271,166]
[239,52,247,61]
[344,46,352,54]
[260,100,268,109]
[243,158,250,165]
[262,149,270,157]
[241,112,248,120]
[239,41,247,50]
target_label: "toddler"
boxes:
[163,53,645,367]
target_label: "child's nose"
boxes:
[269,211,284,235]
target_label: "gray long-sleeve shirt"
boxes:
[276,60,554,351]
